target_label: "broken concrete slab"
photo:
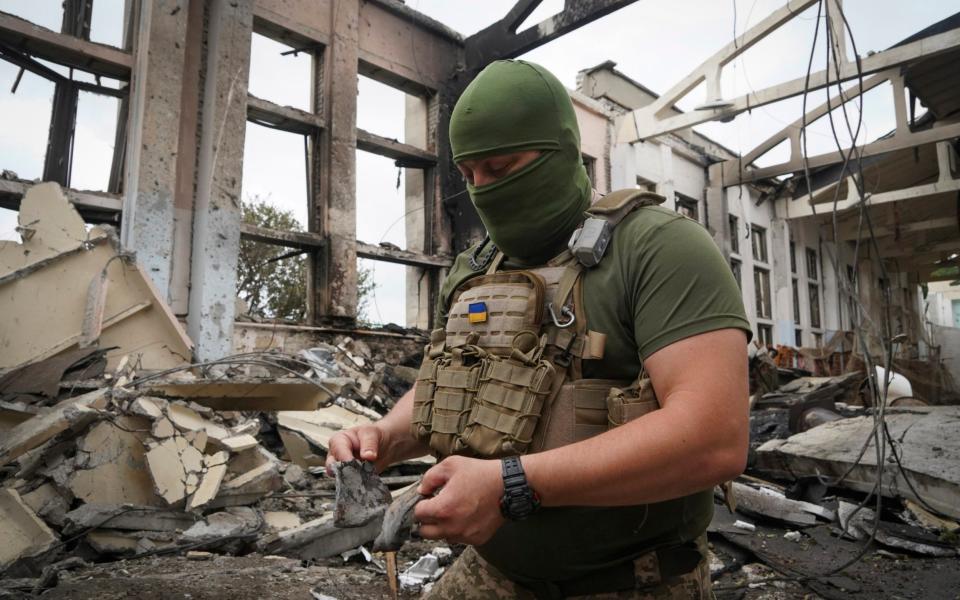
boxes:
[207,461,283,509]
[68,417,163,507]
[215,434,259,453]
[186,451,229,511]
[726,482,834,528]
[62,504,197,535]
[0,183,89,275]
[0,389,109,467]
[0,184,192,371]
[259,513,384,561]
[756,407,960,519]
[0,488,58,573]
[263,511,302,533]
[333,460,392,528]
[181,507,262,545]
[145,435,205,506]
[276,406,374,451]
[0,347,104,399]
[837,501,957,557]
[278,428,326,469]
[152,417,176,438]
[0,400,39,433]
[20,483,70,527]
[128,397,166,420]
[84,529,177,557]
[165,403,230,442]
[147,380,334,411]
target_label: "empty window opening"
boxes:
[2,4,63,31]
[356,75,407,143]
[675,193,699,221]
[248,32,313,112]
[728,214,740,254]
[515,0,564,33]
[358,258,406,327]
[751,224,768,263]
[754,268,772,319]
[0,64,55,181]
[236,241,307,322]
[757,323,773,348]
[70,91,120,192]
[356,150,407,249]
[89,0,125,48]
[241,122,310,229]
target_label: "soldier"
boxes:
[328,59,750,599]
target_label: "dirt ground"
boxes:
[34,541,452,600]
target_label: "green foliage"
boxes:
[237,197,307,321]
[237,197,375,322]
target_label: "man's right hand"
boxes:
[325,424,393,475]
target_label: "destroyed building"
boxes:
[1,1,960,598]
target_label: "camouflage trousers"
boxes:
[423,535,713,599]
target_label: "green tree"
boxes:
[237,197,375,322]
[237,197,307,321]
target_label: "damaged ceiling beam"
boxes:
[0,10,132,79]
[464,0,641,69]
[240,224,325,252]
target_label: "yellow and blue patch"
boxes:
[468,301,488,324]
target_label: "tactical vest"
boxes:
[411,190,666,458]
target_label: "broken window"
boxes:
[240,27,318,324]
[757,323,773,348]
[792,279,801,325]
[70,91,120,192]
[728,214,740,254]
[675,194,698,222]
[751,224,768,263]
[582,154,596,188]
[795,328,803,348]
[809,283,822,330]
[730,258,741,289]
[790,241,797,274]
[806,248,819,281]
[754,268,772,319]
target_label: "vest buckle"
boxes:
[547,303,576,329]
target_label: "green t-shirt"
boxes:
[435,205,751,583]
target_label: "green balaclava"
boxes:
[449,60,592,265]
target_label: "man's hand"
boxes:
[325,424,393,475]
[324,385,430,476]
[414,456,505,546]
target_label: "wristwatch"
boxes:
[499,456,541,520]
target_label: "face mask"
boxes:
[450,60,591,264]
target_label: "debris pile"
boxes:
[0,185,435,597]
[710,353,960,598]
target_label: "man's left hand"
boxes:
[414,455,505,546]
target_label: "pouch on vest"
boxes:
[428,339,486,456]
[606,374,660,428]
[410,328,446,443]
[460,331,555,457]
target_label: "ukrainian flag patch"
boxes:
[468,302,488,324]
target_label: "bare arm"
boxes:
[324,383,430,474]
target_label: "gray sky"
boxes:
[1,0,957,325]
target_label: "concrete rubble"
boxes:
[0,191,432,592]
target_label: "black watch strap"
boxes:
[500,456,540,520]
